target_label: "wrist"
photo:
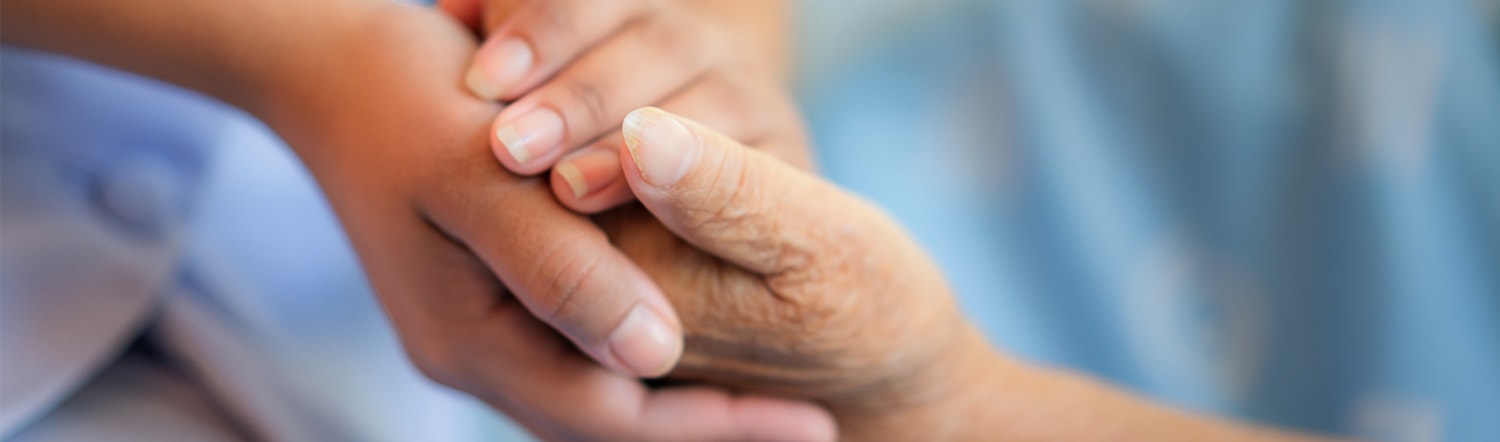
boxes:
[932,348,1321,441]
[915,329,1020,439]
[837,324,1017,440]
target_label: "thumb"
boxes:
[620,107,844,275]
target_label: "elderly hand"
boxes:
[588,108,1335,441]
[589,107,998,439]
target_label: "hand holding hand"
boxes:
[259,5,834,440]
[440,0,809,213]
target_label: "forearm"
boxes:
[0,0,370,118]
[938,340,1336,441]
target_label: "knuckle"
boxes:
[561,79,611,133]
[526,232,608,325]
[683,147,755,232]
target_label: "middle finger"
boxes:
[488,12,723,175]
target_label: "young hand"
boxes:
[439,0,809,213]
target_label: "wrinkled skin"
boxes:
[596,200,987,439]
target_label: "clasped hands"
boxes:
[274,1,994,440]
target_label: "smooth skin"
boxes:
[594,106,1344,441]
[440,0,809,214]
[0,0,835,440]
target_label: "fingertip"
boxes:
[551,173,637,214]
[606,304,683,378]
[465,64,501,101]
[467,37,534,101]
[621,107,699,188]
[554,161,590,200]
[580,251,683,379]
[490,106,565,175]
[550,145,637,213]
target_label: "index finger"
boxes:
[419,153,684,379]
[464,0,652,101]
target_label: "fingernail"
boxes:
[608,305,680,378]
[465,38,534,100]
[555,147,622,200]
[495,107,564,166]
[623,107,695,187]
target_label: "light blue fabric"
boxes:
[0,47,527,440]
[799,0,1499,440]
[1,47,224,437]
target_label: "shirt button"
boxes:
[90,154,185,241]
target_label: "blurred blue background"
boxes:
[797,1,1499,440]
[3,0,1497,441]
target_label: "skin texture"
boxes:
[597,206,977,439]
[595,108,982,440]
[594,107,1342,441]
[2,0,838,440]
[440,0,806,213]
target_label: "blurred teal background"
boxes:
[796,1,1499,440]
